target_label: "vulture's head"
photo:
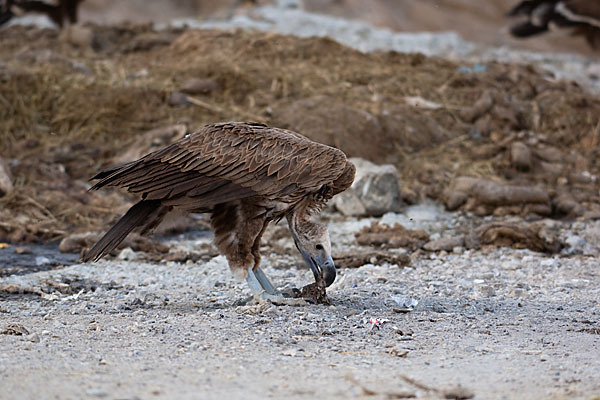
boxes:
[287,215,336,287]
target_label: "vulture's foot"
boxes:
[246,268,308,306]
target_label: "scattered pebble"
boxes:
[14,247,32,254]
[35,256,51,266]
[26,333,40,343]
[85,388,109,398]
[118,248,137,261]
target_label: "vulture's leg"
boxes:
[245,269,306,305]
[250,219,278,295]
[246,269,281,301]
[211,202,305,305]
[254,267,277,295]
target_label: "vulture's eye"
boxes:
[315,244,324,251]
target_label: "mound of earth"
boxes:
[0,23,599,243]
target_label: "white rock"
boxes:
[564,234,586,250]
[334,157,402,216]
[118,248,137,261]
[26,333,40,343]
[35,256,51,266]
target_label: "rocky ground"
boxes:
[2,2,600,399]
[1,204,599,399]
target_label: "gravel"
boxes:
[3,3,600,397]
[1,204,599,399]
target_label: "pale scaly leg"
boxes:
[254,267,278,295]
[255,266,300,299]
[246,268,306,306]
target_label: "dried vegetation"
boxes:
[1,23,599,243]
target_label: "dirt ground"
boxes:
[1,9,600,400]
[1,207,599,399]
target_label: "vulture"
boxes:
[82,122,356,303]
[507,0,600,48]
[0,0,83,27]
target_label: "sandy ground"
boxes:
[1,207,599,400]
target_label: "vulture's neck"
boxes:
[286,208,312,242]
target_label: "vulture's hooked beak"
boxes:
[299,248,336,287]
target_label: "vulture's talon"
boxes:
[254,292,309,306]
[279,288,302,298]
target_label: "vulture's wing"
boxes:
[90,122,351,210]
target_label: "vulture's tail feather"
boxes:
[82,200,161,262]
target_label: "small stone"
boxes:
[479,285,496,297]
[168,91,191,106]
[386,347,409,357]
[14,246,32,254]
[118,248,137,261]
[59,232,99,253]
[35,256,51,266]
[281,348,300,357]
[444,189,469,210]
[565,234,586,250]
[179,78,219,95]
[424,236,465,252]
[452,246,465,254]
[540,259,558,268]
[390,296,419,313]
[510,141,532,171]
[26,333,40,343]
[459,90,494,122]
[85,388,108,398]
[553,194,581,216]
[535,145,563,163]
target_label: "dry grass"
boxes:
[0,24,599,242]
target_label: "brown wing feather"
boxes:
[332,161,356,196]
[91,122,351,205]
[81,200,164,262]
[83,122,354,263]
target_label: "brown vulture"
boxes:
[0,0,83,27]
[508,0,600,48]
[82,122,356,303]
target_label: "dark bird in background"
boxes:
[0,0,83,27]
[82,122,356,303]
[508,0,600,48]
